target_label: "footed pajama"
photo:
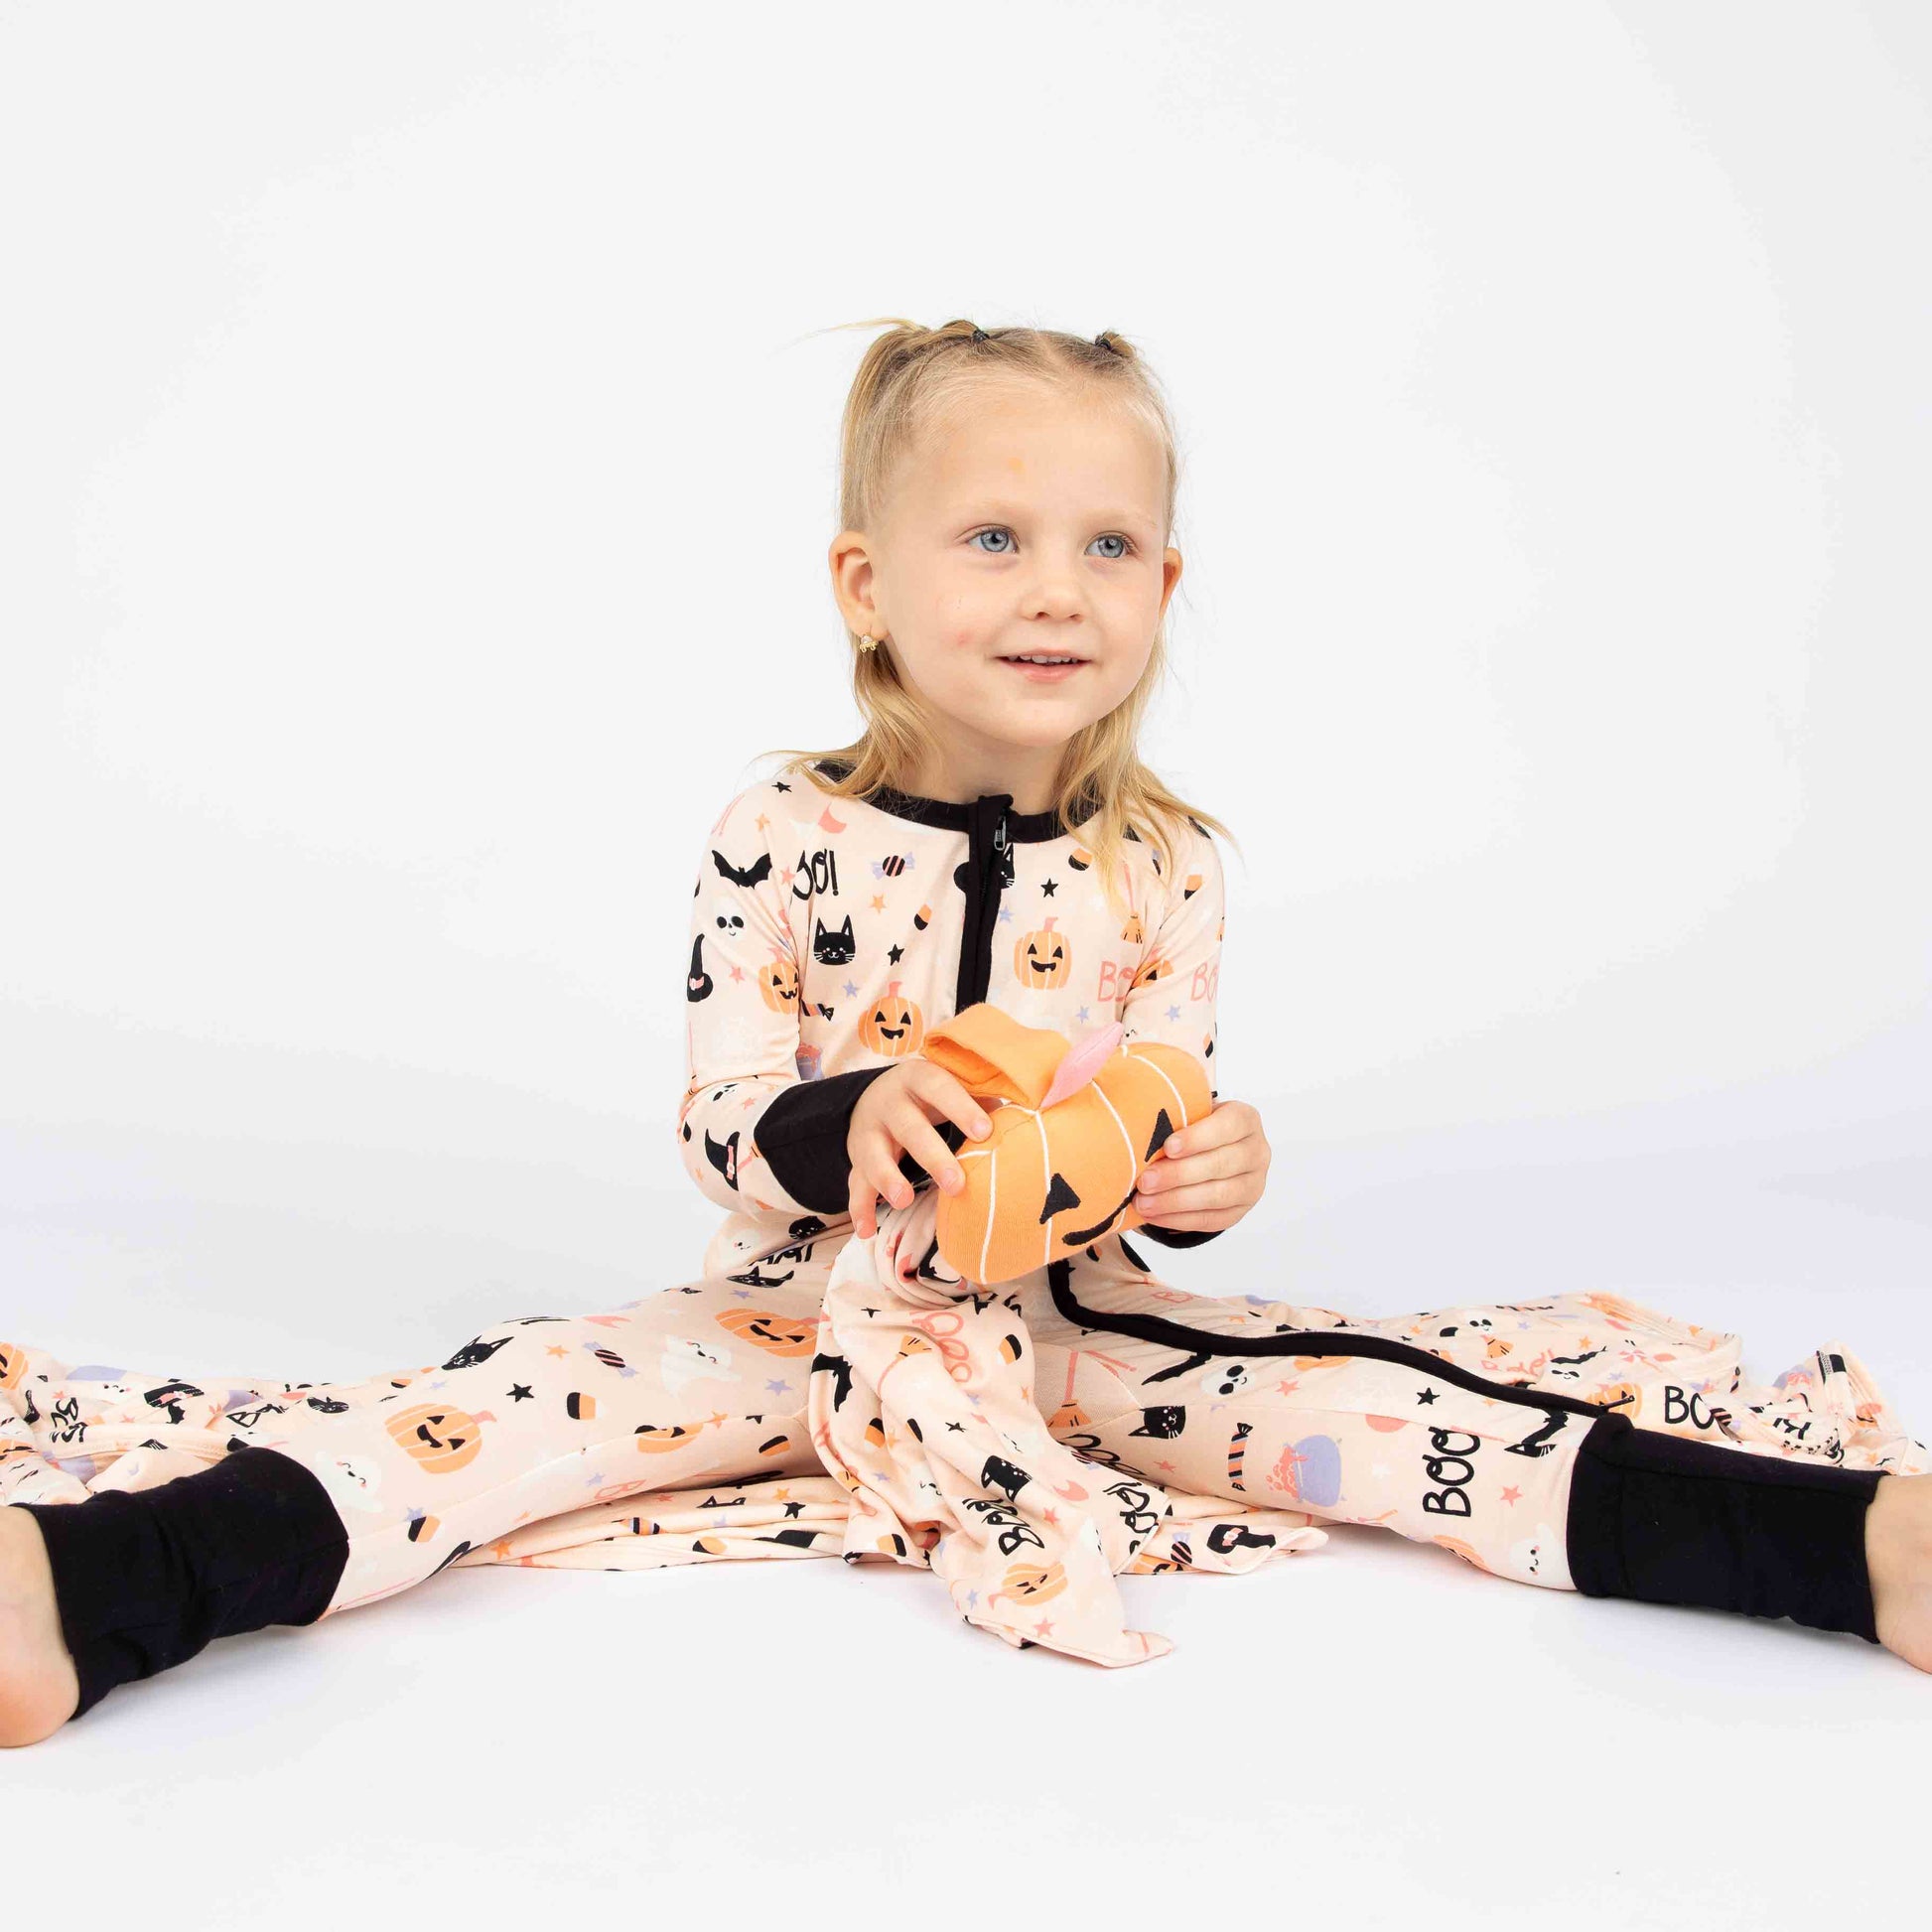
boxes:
[8,759,1926,1716]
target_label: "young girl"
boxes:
[6,318,1932,1746]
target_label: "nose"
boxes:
[1024,568,1085,624]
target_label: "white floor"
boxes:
[5,1075,1929,1927]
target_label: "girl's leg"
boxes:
[5,1272,831,1725]
[1018,1241,1932,1644]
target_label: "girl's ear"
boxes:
[918,1003,1079,1109]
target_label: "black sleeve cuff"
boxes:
[1135,1221,1225,1249]
[754,1065,905,1214]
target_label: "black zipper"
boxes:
[955,795,1012,1013]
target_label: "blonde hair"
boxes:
[760,316,1238,918]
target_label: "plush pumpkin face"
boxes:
[1014,915,1071,990]
[757,955,799,1015]
[385,1402,487,1474]
[859,979,924,1056]
[919,1004,1212,1286]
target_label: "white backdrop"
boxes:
[4,2,1928,1916]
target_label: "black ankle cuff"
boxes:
[1566,1410,1886,1644]
[15,1447,350,1720]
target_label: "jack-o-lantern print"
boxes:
[859,979,924,1057]
[996,1559,1069,1606]
[918,1004,1212,1285]
[1014,914,1072,992]
[757,952,799,1016]
[385,1402,490,1474]
[714,1307,819,1357]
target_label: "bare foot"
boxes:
[0,1505,83,1744]
[1865,1471,1932,1672]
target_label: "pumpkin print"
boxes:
[634,1421,709,1454]
[999,1560,1069,1604]
[757,954,799,1015]
[1587,1379,1644,1421]
[1014,914,1071,990]
[858,979,924,1057]
[714,1308,818,1356]
[0,1343,27,1391]
[1120,910,1144,945]
[919,1003,1212,1285]
[384,1402,487,1474]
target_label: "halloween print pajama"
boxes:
[8,756,1927,1717]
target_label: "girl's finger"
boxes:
[1134,1178,1234,1220]
[889,1101,967,1195]
[907,1063,996,1143]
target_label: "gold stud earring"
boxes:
[858,631,882,652]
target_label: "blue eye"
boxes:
[969,528,1137,557]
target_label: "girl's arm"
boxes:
[676,783,888,1219]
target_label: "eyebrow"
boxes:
[951,501,1158,529]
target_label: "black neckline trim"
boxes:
[809,758,1097,842]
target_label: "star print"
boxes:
[584,1471,604,1486]
[1166,1004,1180,1021]
[764,1378,791,1395]
[946,1421,965,1432]
[784,1500,804,1518]
[546,1345,569,1358]
[1033,1617,1056,1637]
[1075,1005,1090,1023]
[728,963,746,982]
[1416,1388,1439,1405]
[997,905,1013,921]
[507,1384,534,1402]
[888,943,903,964]
[1041,879,1057,897]
[1500,1485,1522,1505]
[870,894,886,912]
[966,1587,979,1609]
[1276,1379,1300,1397]
[773,780,789,793]
[843,979,859,998]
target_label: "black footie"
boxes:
[13,1446,350,1721]
[1565,1409,1889,1643]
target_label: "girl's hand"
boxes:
[1132,1098,1270,1234]
[847,1059,998,1239]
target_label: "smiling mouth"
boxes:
[998,655,1088,666]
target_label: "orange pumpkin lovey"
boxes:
[921,1004,1212,1286]
[1013,914,1071,990]
[713,1308,818,1356]
[385,1402,487,1474]
[757,954,799,1015]
[858,979,924,1057]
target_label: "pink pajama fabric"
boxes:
[6,1205,1923,1662]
